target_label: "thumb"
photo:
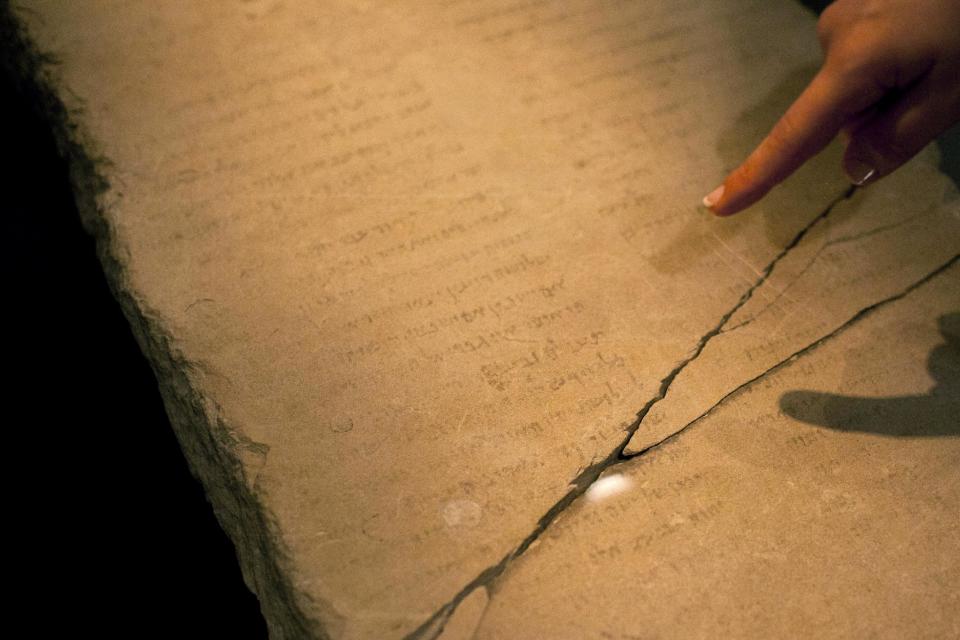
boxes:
[843,68,959,186]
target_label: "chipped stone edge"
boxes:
[3,7,336,639]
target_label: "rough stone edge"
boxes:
[2,6,336,638]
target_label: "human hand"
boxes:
[703,0,960,217]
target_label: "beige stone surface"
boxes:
[16,0,959,638]
[474,264,960,640]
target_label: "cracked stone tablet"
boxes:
[13,0,959,638]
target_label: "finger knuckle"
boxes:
[861,127,916,165]
[826,40,883,82]
[816,12,835,47]
[881,135,917,163]
[770,110,802,150]
[819,1,840,25]
[730,158,759,192]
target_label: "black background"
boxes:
[2,7,269,637]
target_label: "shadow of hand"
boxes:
[779,313,960,437]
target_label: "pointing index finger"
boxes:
[705,61,878,216]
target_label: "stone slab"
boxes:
[16,1,959,637]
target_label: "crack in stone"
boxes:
[722,203,939,334]
[407,187,855,640]
[624,253,960,461]
[413,241,957,640]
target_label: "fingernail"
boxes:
[702,184,725,209]
[844,156,876,186]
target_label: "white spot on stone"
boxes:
[585,473,633,503]
[441,499,482,528]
